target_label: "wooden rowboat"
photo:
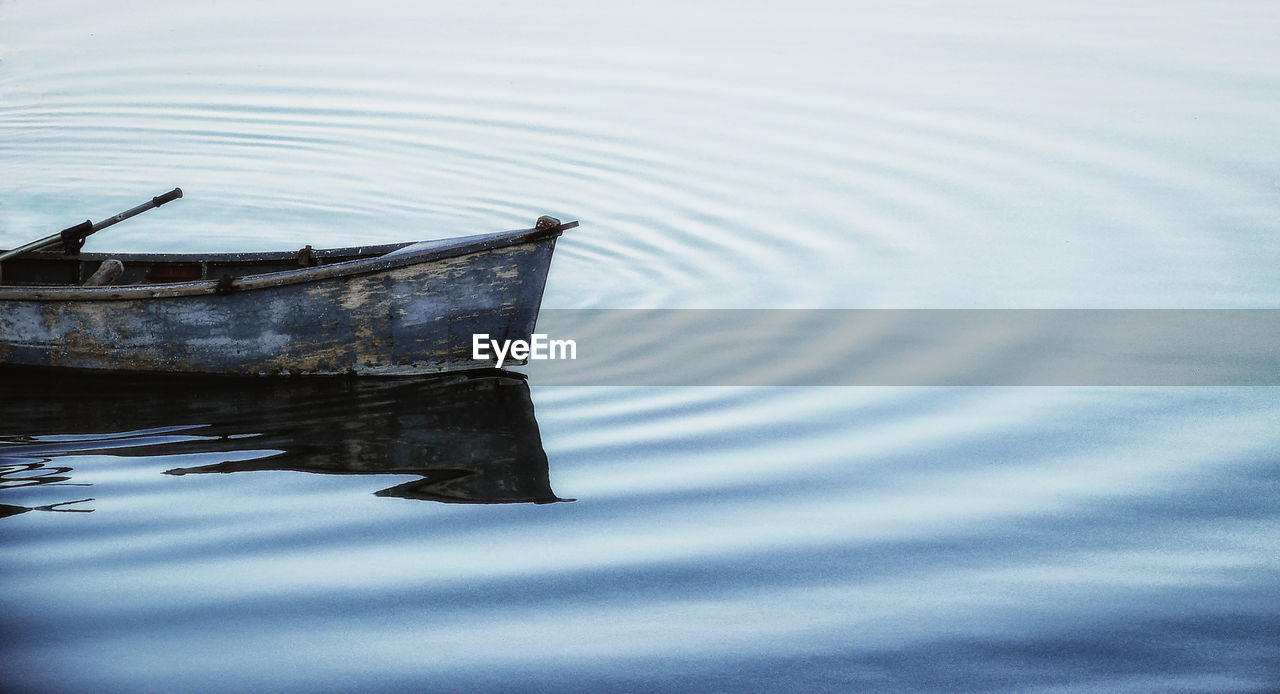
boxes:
[0,216,576,375]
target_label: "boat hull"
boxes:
[0,228,560,375]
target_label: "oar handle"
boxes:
[93,187,182,233]
[152,188,183,207]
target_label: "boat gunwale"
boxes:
[0,224,568,302]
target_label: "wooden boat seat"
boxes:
[83,259,125,286]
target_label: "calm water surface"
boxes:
[2,1,1279,692]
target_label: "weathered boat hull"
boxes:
[0,224,567,375]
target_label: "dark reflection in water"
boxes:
[0,368,570,510]
[0,448,96,517]
[0,457,95,518]
[0,495,95,519]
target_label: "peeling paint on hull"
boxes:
[0,225,564,376]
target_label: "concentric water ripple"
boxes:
[4,1,1277,308]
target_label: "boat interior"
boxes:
[0,217,571,289]
[0,243,407,287]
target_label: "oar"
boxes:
[0,187,183,264]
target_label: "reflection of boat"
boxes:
[0,218,576,375]
[0,368,569,507]
[0,497,95,519]
[162,372,572,504]
[0,457,94,518]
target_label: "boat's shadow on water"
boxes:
[0,368,570,515]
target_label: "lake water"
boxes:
[2,1,1279,692]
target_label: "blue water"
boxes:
[2,1,1279,692]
